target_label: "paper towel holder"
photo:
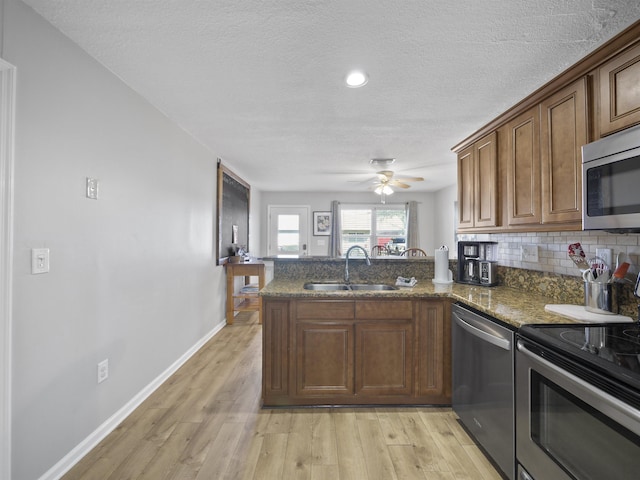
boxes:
[433,245,454,285]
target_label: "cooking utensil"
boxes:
[613,262,630,282]
[568,242,590,270]
[583,261,609,282]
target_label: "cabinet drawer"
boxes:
[355,300,413,319]
[295,300,354,319]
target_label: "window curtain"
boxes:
[329,200,341,257]
[406,201,419,249]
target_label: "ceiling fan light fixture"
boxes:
[374,185,394,195]
[345,70,368,88]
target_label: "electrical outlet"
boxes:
[97,359,109,384]
[520,244,539,262]
[86,177,99,200]
[596,248,613,269]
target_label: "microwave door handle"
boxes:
[453,313,511,350]
[517,340,640,436]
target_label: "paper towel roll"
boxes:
[433,246,453,284]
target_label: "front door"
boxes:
[267,206,310,256]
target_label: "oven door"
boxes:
[516,339,640,480]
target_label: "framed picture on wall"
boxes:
[313,211,331,236]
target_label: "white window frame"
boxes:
[339,203,407,254]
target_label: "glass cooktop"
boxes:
[519,323,640,393]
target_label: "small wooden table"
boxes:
[225,260,265,325]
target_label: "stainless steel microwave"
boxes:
[582,123,640,232]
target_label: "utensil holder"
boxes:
[584,281,619,314]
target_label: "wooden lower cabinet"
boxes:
[262,297,451,406]
[355,321,413,396]
[262,299,290,399]
[296,322,354,396]
[416,299,451,402]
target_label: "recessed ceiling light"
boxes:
[345,70,368,88]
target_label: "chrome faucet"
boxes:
[345,245,371,283]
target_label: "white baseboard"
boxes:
[39,321,226,480]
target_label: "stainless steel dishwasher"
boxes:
[452,302,515,480]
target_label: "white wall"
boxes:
[4,1,226,478]
[259,191,437,256]
[433,184,457,255]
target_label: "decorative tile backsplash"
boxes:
[483,231,640,318]
[486,231,640,279]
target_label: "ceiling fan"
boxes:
[365,159,424,202]
[371,169,424,195]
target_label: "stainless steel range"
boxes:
[516,323,640,480]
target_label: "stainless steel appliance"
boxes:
[582,123,640,232]
[479,260,497,286]
[452,303,515,480]
[457,241,498,286]
[516,323,640,480]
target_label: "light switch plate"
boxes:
[31,248,50,274]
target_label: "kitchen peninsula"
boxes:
[260,256,584,407]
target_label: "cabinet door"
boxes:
[457,132,498,230]
[263,300,290,398]
[457,145,475,229]
[541,78,588,225]
[474,131,498,228]
[355,321,413,396]
[416,300,449,400]
[295,322,354,396]
[507,106,541,226]
[599,42,640,136]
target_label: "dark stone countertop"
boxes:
[260,278,588,329]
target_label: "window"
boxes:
[340,204,407,255]
[277,214,300,253]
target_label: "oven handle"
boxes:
[453,311,511,350]
[517,340,640,436]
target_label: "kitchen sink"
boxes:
[303,283,350,291]
[348,284,398,291]
[303,282,397,291]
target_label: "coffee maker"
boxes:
[457,241,498,286]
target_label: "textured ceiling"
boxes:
[20,0,640,193]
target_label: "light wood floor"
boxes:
[62,312,504,480]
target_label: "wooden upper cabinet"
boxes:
[453,21,640,232]
[541,78,588,225]
[507,107,541,226]
[475,132,498,227]
[599,42,640,136]
[457,145,475,229]
[457,132,498,230]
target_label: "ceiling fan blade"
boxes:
[394,175,424,182]
[376,170,394,181]
[348,176,379,185]
[389,180,411,189]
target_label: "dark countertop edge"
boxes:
[259,279,582,329]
